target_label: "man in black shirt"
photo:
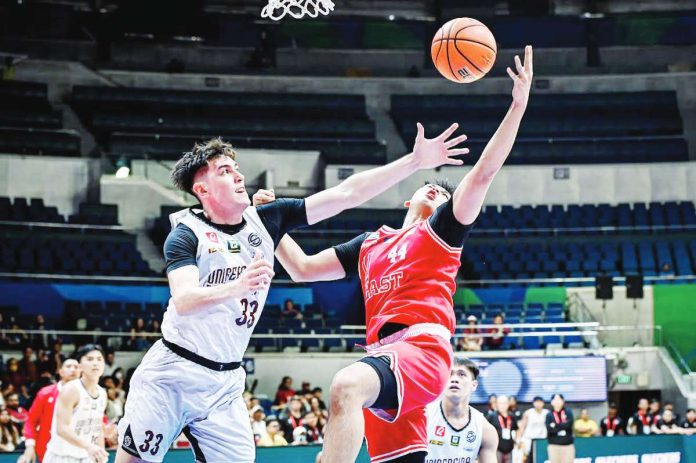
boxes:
[680,408,696,435]
[546,394,574,463]
[600,402,624,436]
[630,397,653,435]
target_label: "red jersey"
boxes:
[23,383,60,461]
[358,220,461,343]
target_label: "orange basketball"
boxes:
[431,17,497,84]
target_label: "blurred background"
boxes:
[0,0,695,461]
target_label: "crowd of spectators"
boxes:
[456,313,511,351]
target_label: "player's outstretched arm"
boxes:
[479,420,500,463]
[451,46,533,226]
[304,123,468,225]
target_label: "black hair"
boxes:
[424,179,455,197]
[687,408,695,414]
[72,344,104,362]
[550,393,565,402]
[608,402,617,408]
[312,387,322,393]
[453,357,480,379]
[171,137,238,196]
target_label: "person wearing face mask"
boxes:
[545,394,574,463]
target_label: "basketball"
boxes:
[431,17,497,83]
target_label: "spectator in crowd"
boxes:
[659,263,674,277]
[546,393,574,463]
[148,319,161,344]
[309,397,328,426]
[35,349,53,377]
[509,396,522,421]
[30,314,55,351]
[573,409,598,437]
[680,408,696,434]
[0,407,19,452]
[274,376,295,406]
[106,387,125,423]
[486,394,498,419]
[312,387,326,410]
[488,395,518,463]
[302,412,324,444]
[250,406,267,444]
[5,392,28,432]
[257,419,288,447]
[2,359,24,392]
[649,398,661,426]
[630,398,652,435]
[291,426,308,446]
[129,317,149,350]
[299,381,312,396]
[664,402,679,422]
[18,346,38,386]
[281,299,303,321]
[654,409,683,434]
[518,396,548,463]
[103,351,120,377]
[600,402,624,436]
[19,358,80,463]
[18,385,32,410]
[458,315,483,351]
[485,314,510,350]
[6,322,27,348]
[281,396,306,442]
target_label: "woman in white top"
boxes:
[517,396,549,462]
[44,344,108,463]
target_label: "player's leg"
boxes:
[321,362,382,463]
[114,448,149,463]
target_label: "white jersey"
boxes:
[522,408,549,439]
[162,206,275,362]
[425,401,485,463]
[45,380,106,458]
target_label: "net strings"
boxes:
[261,0,335,20]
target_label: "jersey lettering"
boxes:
[387,243,408,263]
[205,266,246,286]
[365,271,404,301]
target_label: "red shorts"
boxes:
[361,329,453,463]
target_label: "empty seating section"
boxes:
[0,81,80,156]
[0,197,121,225]
[391,92,687,164]
[71,86,386,164]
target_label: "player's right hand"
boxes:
[17,447,36,463]
[252,189,276,206]
[86,443,108,463]
[412,122,469,170]
[235,251,275,295]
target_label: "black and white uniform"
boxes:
[425,400,485,463]
[118,200,306,463]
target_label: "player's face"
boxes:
[444,366,476,401]
[79,350,105,381]
[196,156,250,209]
[405,184,451,216]
[59,359,79,382]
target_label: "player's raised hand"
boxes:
[507,45,533,109]
[412,122,469,170]
[235,251,275,295]
[252,189,276,206]
[86,443,108,463]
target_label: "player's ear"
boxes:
[192,181,208,198]
[404,200,411,208]
[471,379,478,392]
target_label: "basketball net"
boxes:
[261,0,335,20]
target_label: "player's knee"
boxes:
[329,368,364,407]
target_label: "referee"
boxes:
[545,394,575,463]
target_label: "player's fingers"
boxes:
[444,134,467,148]
[514,55,524,75]
[448,148,470,156]
[446,158,465,166]
[506,67,520,81]
[525,45,533,75]
[436,122,459,141]
[416,122,425,140]
[253,251,264,261]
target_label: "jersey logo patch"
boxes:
[206,232,219,243]
[450,435,460,446]
[248,233,262,247]
[435,426,446,437]
[227,239,241,253]
[466,431,476,443]
[429,439,444,446]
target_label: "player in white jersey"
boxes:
[425,358,498,463]
[517,396,548,462]
[116,131,470,463]
[44,344,108,463]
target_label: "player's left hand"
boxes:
[508,45,533,109]
[253,189,275,206]
[412,122,469,170]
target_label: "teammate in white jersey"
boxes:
[517,396,548,463]
[44,344,108,463]
[425,358,498,463]
[117,130,470,463]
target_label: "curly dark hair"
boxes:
[171,138,238,196]
[424,179,455,196]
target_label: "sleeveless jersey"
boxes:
[358,220,461,343]
[45,380,106,457]
[161,206,275,362]
[425,401,485,463]
[522,408,549,439]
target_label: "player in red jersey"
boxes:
[264,47,533,463]
[18,359,79,463]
